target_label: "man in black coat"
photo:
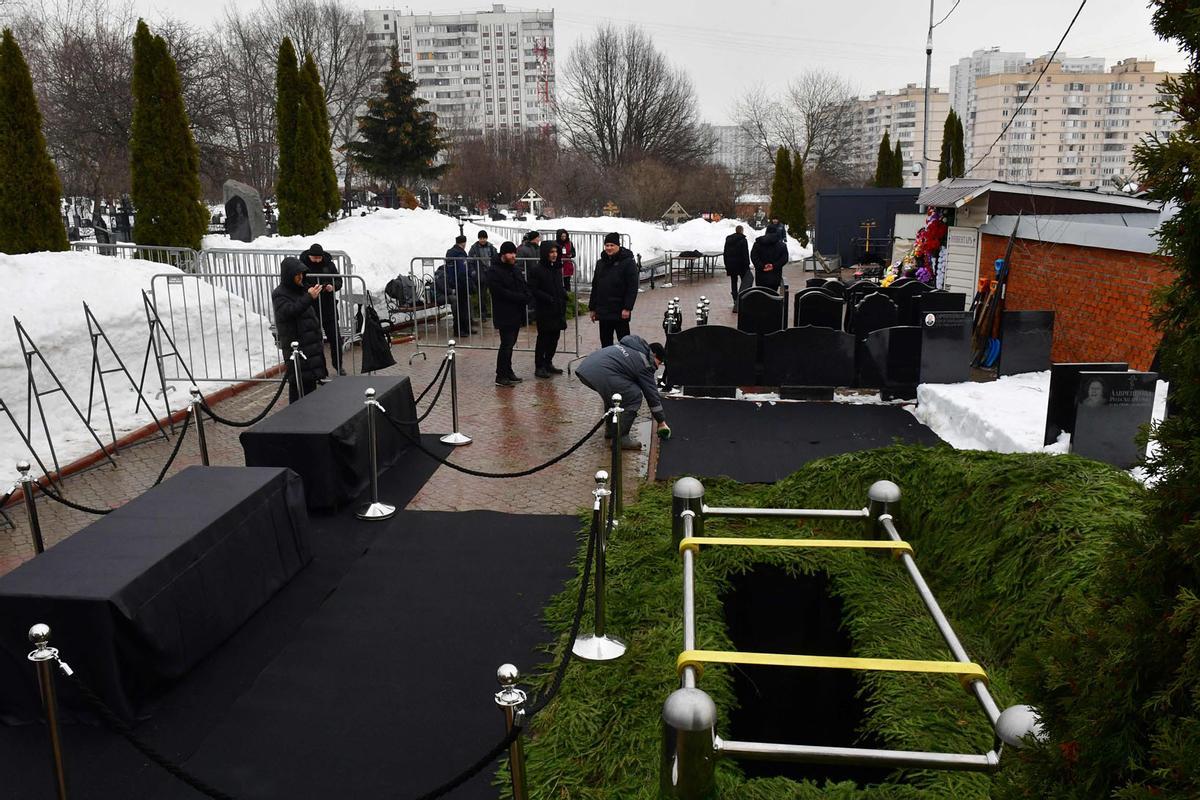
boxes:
[445,234,474,338]
[750,227,789,292]
[273,256,330,403]
[485,241,532,387]
[528,240,567,378]
[588,232,639,347]
[301,243,344,374]
[723,224,752,311]
[516,230,541,270]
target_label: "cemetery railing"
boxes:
[473,224,631,284]
[69,242,199,273]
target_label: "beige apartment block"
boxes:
[970,57,1178,188]
[853,84,950,187]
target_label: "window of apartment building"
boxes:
[418,65,434,74]
[417,26,431,33]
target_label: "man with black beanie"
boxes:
[301,243,344,374]
[485,241,531,386]
[589,232,638,347]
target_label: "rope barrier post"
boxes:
[494,664,529,800]
[440,341,472,447]
[17,461,46,555]
[289,342,306,401]
[866,480,901,536]
[672,477,705,548]
[188,387,210,467]
[356,388,395,521]
[571,470,627,662]
[27,624,69,800]
[609,393,623,520]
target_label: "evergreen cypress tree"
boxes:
[275,38,302,236]
[769,147,791,222]
[301,52,341,218]
[346,52,447,196]
[938,110,956,181]
[789,153,808,247]
[874,131,893,188]
[951,113,966,178]
[130,20,207,250]
[0,29,67,253]
[287,72,330,235]
[892,139,905,187]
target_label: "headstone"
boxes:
[794,291,844,331]
[805,277,827,288]
[1044,362,1128,446]
[843,280,881,331]
[762,327,855,388]
[222,179,266,243]
[822,279,845,297]
[917,291,967,314]
[665,326,758,395]
[857,326,922,399]
[997,310,1055,376]
[1072,371,1158,468]
[736,287,785,335]
[851,293,899,338]
[890,280,932,326]
[920,311,973,384]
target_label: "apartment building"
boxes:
[362,4,555,135]
[970,57,1177,188]
[852,84,950,187]
[706,125,773,189]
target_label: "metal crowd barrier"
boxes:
[475,225,631,284]
[147,272,371,394]
[662,250,722,285]
[660,478,1048,798]
[69,241,198,272]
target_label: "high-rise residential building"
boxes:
[705,125,773,189]
[362,4,555,135]
[851,84,950,187]
[970,57,1178,188]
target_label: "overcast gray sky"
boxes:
[136,0,1184,124]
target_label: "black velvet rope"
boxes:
[198,373,288,428]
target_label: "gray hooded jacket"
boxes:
[575,334,666,422]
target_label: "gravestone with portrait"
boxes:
[223,179,267,243]
[997,310,1055,376]
[1043,362,1128,446]
[1072,371,1158,469]
[919,311,972,384]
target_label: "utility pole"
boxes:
[920,0,934,212]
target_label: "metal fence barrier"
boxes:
[475,225,631,284]
[69,242,198,272]
[660,478,1048,798]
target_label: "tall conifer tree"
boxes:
[769,147,791,222]
[892,140,905,187]
[275,38,303,235]
[0,29,67,253]
[287,72,330,235]
[130,20,206,250]
[789,154,808,247]
[301,52,340,217]
[874,131,893,188]
[938,110,956,181]
[951,113,966,178]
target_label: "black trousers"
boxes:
[452,291,472,337]
[599,319,630,348]
[730,270,752,302]
[286,363,320,404]
[496,326,518,378]
[535,328,561,368]
[319,302,341,371]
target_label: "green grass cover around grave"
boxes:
[504,445,1145,799]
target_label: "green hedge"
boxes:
[507,446,1144,798]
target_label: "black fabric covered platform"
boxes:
[0,438,578,800]
[655,397,944,483]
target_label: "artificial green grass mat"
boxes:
[506,445,1145,799]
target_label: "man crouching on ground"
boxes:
[575,334,670,449]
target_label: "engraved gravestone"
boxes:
[1043,362,1127,446]
[920,311,972,384]
[223,179,267,243]
[1072,371,1157,468]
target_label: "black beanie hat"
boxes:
[650,342,667,363]
[499,241,518,255]
[604,232,621,246]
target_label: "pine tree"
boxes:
[346,52,447,195]
[892,139,905,187]
[301,52,340,218]
[275,38,303,236]
[874,131,893,188]
[938,110,956,181]
[130,20,207,250]
[769,147,791,222]
[0,29,67,253]
[951,113,966,178]
[789,153,808,247]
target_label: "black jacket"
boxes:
[750,230,789,290]
[723,232,750,276]
[516,241,541,272]
[575,335,666,422]
[273,257,329,383]
[485,256,532,329]
[300,247,341,310]
[528,240,567,332]
[589,246,639,321]
[468,241,497,271]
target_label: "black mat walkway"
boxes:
[655,397,945,484]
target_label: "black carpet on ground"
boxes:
[655,398,944,484]
[0,437,580,800]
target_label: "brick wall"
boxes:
[979,232,1172,371]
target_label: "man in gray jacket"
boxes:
[575,334,671,449]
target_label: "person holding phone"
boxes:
[301,243,344,374]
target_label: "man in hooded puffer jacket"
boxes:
[273,256,330,403]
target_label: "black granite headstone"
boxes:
[805,277,827,288]
[794,291,844,331]
[843,280,881,332]
[917,291,967,314]
[1072,371,1158,468]
[791,286,835,321]
[857,326,922,399]
[736,287,785,335]
[851,293,899,338]
[822,279,845,297]
[919,311,972,384]
[665,326,758,394]
[1044,362,1128,446]
[891,280,932,326]
[761,326,856,388]
[997,310,1055,376]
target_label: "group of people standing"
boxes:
[722,218,790,309]
[273,243,345,403]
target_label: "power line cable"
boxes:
[932,0,964,29]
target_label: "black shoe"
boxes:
[535,367,550,378]
[495,376,514,387]
[507,374,523,382]
[547,364,564,375]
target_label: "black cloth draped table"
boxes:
[239,376,419,510]
[0,466,310,723]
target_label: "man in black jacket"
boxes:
[588,232,639,347]
[750,227,789,292]
[468,231,496,323]
[485,241,532,387]
[273,256,329,403]
[516,230,541,270]
[528,240,567,378]
[301,243,344,374]
[575,335,670,450]
[723,224,752,311]
[445,235,474,338]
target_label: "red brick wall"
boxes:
[979,232,1171,371]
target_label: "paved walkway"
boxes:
[1,265,804,577]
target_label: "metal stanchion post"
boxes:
[866,479,901,536]
[495,664,529,800]
[17,461,46,555]
[659,687,718,800]
[671,477,705,548]
[609,393,623,519]
[289,342,306,400]
[188,387,210,467]
[356,388,395,521]
[572,471,627,661]
[27,624,70,800]
[440,341,472,446]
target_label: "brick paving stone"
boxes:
[0,265,806,576]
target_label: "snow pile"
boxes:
[0,251,271,485]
